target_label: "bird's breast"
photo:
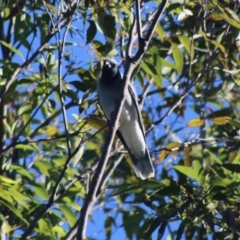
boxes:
[97,82,137,124]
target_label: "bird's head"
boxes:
[101,59,120,80]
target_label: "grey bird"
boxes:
[97,59,155,180]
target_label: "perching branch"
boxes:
[76,0,167,239]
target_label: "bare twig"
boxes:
[136,0,142,40]
[139,78,154,109]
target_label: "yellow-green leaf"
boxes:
[178,35,194,60]
[0,40,24,59]
[46,126,58,136]
[86,116,108,131]
[158,142,180,162]
[212,116,231,125]
[172,43,183,75]
[187,118,205,127]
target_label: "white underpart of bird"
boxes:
[97,59,155,180]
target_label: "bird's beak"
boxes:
[104,60,111,68]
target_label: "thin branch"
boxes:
[139,78,154,109]
[96,154,124,196]
[126,16,136,58]
[135,0,142,40]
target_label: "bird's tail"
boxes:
[130,152,155,180]
[116,130,155,180]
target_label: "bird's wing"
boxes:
[128,83,146,136]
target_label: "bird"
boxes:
[97,59,155,180]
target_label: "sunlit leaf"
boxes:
[178,35,194,60]
[33,184,49,200]
[46,125,58,136]
[0,40,24,59]
[174,165,198,181]
[177,9,193,21]
[212,116,231,125]
[171,43,183,75]
[86,116,108,131]
[158,142,180,162]
[187,118,205,127]
[59,205,77,227]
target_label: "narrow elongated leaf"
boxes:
[0,198,29,225]
[187,118,205,127]
[178,35,194,60]
[212,116,231,125]
[59,205,76,227]
[172,43,183,75]
[86,20,97,44]
[0,40,24,59]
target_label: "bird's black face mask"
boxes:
[101,59,119,81]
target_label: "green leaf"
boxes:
[33,184,49,200]
[0,40,24,59]
[138,218,160,239]
[58,205,76,227]
[178,35,194,60]
[155,23,167,39]
[38,218,51,234]
[15,144,37,151]
[98,13,116,42]
[111,183,140,197]
[229,120,240,128]
[177,9,193,21]
[153,51,162,86]
[172,43,183,75]
[0,175,17,186]
[199,30,226,54]
[51,226,66,236]
[34,161,52,177]
[105,215,114,240]
[193,160,205,185]
[86,20,97,44]
[8,187,31,209]
[174,165,198,181]
[44,2,58,14]
[217,5,240,29]
[212,177,233,187]
[11,165,33,180]
[18,103,32,116]
[0,198,29,225]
